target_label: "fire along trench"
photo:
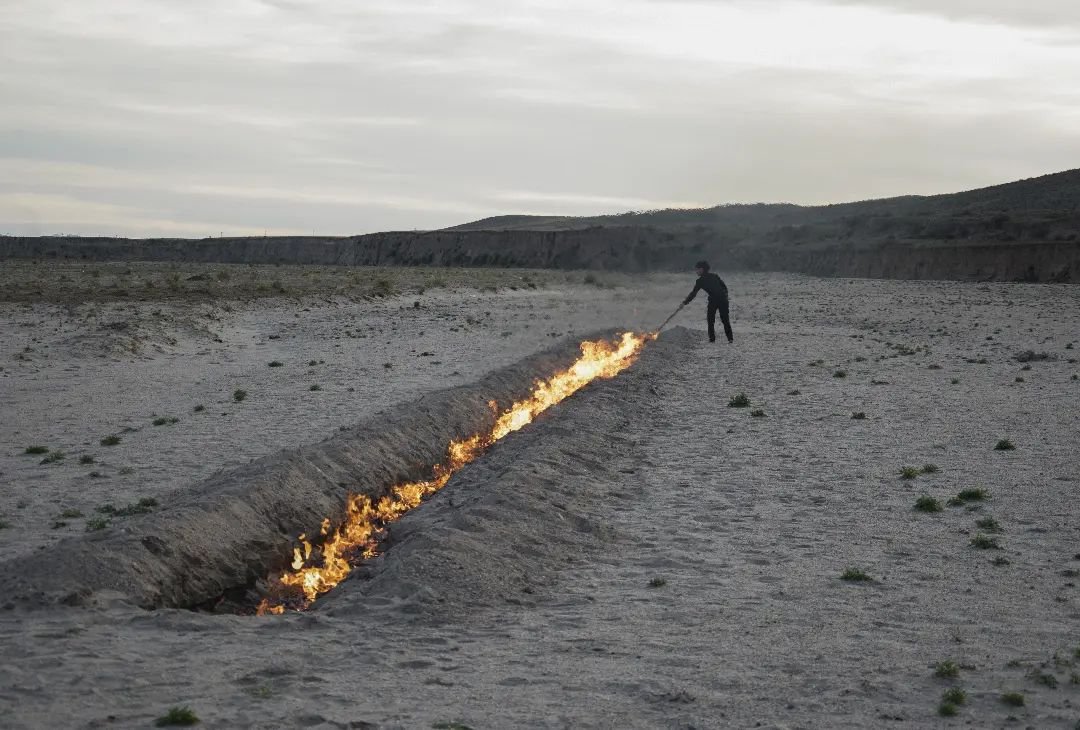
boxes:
[257,331,652,614]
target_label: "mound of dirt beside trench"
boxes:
[0,327,664,611]
[318,328,694,621]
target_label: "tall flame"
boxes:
[257,331,650,614]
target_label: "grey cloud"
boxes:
[2,1,1080,236]
[824,0,1080,29]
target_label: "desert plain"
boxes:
[1,260,1079,728]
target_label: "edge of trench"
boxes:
[0,327,693,611]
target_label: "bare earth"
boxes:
[1,265,1079,728]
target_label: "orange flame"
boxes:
[257,331,649,614]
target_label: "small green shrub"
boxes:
[372,277,395,296]
[155,706,200,726]
[1014,350,1054,363]
[937,702,957,717]
[193,404,205,412]
[841,567,872,582]
[309,384,322,391]
[787,389,801,395]
[914,496,942,513]
[233,389,247,402]
[267,360,283,367]
[1000,692,1024,707]
[942,687,966,705]
[975,516,1002,533]
[750,409,766,417]
[648,577,667,588]
[900,466,920,480]
[152,417,179,426]
[96,497,157,518]
[994,439,1015,451]
[948,488,988,506]
[24,445,49,455]
[833,370,847,378]
[970,533,1000,550]
[935,660,960,678]
[728,393,751,408]
[851,411,866,419]
[40,451,65,464]
[1031,670,1057,688]
[86,517,109,532]
[101,434,121,446]
[921,463,940,474]
[79,455,95,464]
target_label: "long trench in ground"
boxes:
[0,328,673,612]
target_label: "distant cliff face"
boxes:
[6,168,1079,282]
[2,229,1077,282]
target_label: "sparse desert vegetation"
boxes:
[970,533,1001,550]
[934,660,960,678]
[948,488,988,506]
[840,567,872,582]
[0,267,1077,727]
[914,495,943,513]
[155,706,200,727]
[1000,691,1025,707]
[728,393,751,408]
[0,262,580,305]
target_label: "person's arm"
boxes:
[683,279,701,305]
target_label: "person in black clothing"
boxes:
[683,260,733,343]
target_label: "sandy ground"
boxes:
[1,265,1079,728]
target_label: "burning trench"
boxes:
[0,330,655,612]
[257,331,650,614]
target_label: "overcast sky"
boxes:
[2,0,1079,237]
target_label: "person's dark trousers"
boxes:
[707,297,733,343]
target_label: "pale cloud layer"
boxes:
[1,0,1078,236]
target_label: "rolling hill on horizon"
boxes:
[446,167,1080,248]
[3,167,1079,282]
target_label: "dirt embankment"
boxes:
[0,332,619,610]
[3,230,1078,281]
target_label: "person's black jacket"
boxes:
[683,272,728,305]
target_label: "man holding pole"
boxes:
[681,260,733,343]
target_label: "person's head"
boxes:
[694,260,709,276]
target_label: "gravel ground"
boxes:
[1,268,1078,728]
